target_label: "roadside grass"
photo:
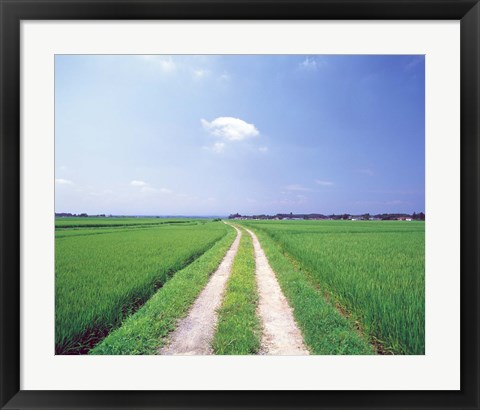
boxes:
[55,220,228,354]
[242,226,373,355]
[212,228,260,355]
[91,227,237,355]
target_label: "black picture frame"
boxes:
[1,0,479,409]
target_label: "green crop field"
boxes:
[92,228,237,355]
[55,217,195,229]
[55,218,228,354]
[239,220,425,355]
[56,217,424,356]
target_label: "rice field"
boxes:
[55,219,228,354]
[240,220,425,354]
[91,228,237,355]
[55,217,194,228]
[55,217,424,355]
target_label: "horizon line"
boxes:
[55,211,425,217]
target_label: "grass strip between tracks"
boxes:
[213,229,261,355]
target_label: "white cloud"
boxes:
[315,179,334,186]
[140,56,176,73]
[55,178,73,185]
[299,57,325,71]
[141,186,157,194]
[193,69,208,78]
[212,142,226,153]
[131,181,172,194]
[159,59,176,72]
[201,117,259,141]
[284,184,313,192]
[131,180,148,187]
[219,72,230,81]
[259,146,268,153]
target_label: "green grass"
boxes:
[212,229,260,355]
[91,227,237,355]
[242,226,373,355]
[241,220,424,354]
[55,220,228,354]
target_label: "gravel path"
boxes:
[159,226,241,355]
[245,228,309,355]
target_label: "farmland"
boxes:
[55,219,229,354]
[239,220,425,355]
[55,217,424,355]
[55,217,194,229]
[92,227,237,355]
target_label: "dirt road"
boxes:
[159,225,241,355]
[245,228,309,355]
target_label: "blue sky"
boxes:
[55,55,425,216]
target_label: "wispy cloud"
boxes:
[141,186,157,194]
[404,56,423,71]
[358,168,374,176]
[131,180,148,187]
[315,179,334,186]
[354,199,410,206]
[140,56,176,73]
[193,69,208,78]
[55,178,73,185]
[367,189,419,196]
[201,117,260,141]
[259,146,268,153]
[273,196,308,206]
[212,142,226,153]
[386,199,406,205]
[284,184,313,192]
[131,180,172,194]
[218,72,230,82]
[299,57,325,71]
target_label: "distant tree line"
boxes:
[228,212,425,221]
[55,212,106,218]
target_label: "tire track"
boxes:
[245,228,309,355]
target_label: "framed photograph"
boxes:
[1,0,478,409]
